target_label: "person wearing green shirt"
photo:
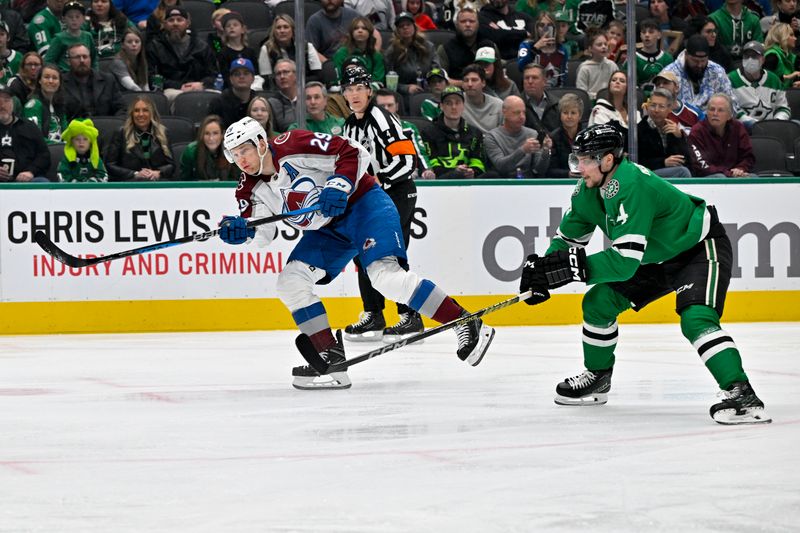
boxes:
[287,82,346,135]
[22,64,66,144]
[420,67,447,122]
[331,16,386,86]
[84,0,137,59]
[57,117,108,182]
[0,22,22,85]
[28,0,66,56]
[709,0,763,59]
[45,2,98,72]
[620,18,673,88]
[180,115,239,181]
[519,123,770,426]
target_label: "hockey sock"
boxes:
[291,301,336,352]
[680,305,747,389]
[408,279,462,323]
[581,284,631,370]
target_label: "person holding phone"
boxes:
[517,12,568,87]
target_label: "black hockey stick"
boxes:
[296,291,534,374]
[33,205,321,268]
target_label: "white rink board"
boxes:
[1,182,798,303]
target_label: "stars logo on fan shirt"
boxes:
[604,178,620,199]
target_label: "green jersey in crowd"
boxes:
[708,4,762,59]
[28,6,63,56]
[547,158,709,285]
[288,113,346,136]
[58,155,108,182]
[45,30,97,72]
[0,50,23,85]
[622,49,674,86]
[23,98,66,144]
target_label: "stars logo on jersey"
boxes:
[281,176,321,227]
[604,178,620,199]
[572,178,583,196]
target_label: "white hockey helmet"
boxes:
[223,116,268,163]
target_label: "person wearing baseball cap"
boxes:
[659,33,733,111]
[0,21,22,86]
[420,67,449,121]
[208,58,257,128]
[728,40,791,131]
[651,69,702,135]
[384,11,436,96]
[44,1,98,72]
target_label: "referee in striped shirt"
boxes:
[341,65,424,342]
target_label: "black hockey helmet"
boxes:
[342,65,372,88]
[572,123,624,159]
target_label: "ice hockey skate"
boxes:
[292,331,351,390]
[554,368,613,405]
[382,311,424,343]
[454,311,495,366]
[710,381,771,425]
[344,311,386,342]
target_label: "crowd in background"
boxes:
[1,0,799,182]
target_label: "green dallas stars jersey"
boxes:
[546,159,711,285]
[27,7,63,56]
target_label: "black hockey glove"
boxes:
[536,247,588,289]
[519,254,551,306]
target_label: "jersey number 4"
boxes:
[616,204,629,225]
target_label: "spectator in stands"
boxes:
[649,0,689,38]
[206,7,230,58]
[306,0,361,61]
[61,43,123,120]
[106,95,174,181]
[45,1,98,72]
[576,28,618,101]
[402,0,438,30]
[476,45,520,99]
[109,28,149,92]
[384,12,440,98]
[709,0,763,59]
[345,0,396,31]
[0,84,50,182]
[730,40,791,130]
[57,117,108,182]
[622,19,674,88]
[22,63,65,144]
[553,9,579,59]
[0,22,21,87]
[7,52,42,104]
[209,58,257,129]
[589,71,640,136]
[420,84,489,179]
[287,81,345,135]
[145,0,181,42]
[28,0,66,56]
[604,19,626,63]
[484,94,551,178]
[517,11,568,87]
[764,22,800,88]
[478,0,534,61]
[373,87,434,177]
[760,0,800,35]
[688,16,734,73]
[0,1,31,51]
[688,92,754,177]
[662,34,733,111]
[521,62,559,138]
[575,0,614,35]
[332,17,386,86]
[637,88,692,177]
[180,114,238,181]
[461,63,504,133]
[216,11,258,90]
[146,7,220,103]
[114,0,159,30]
[257,14,323,84]
[545,91,583,179]
[436,7,481,83]
[268,58,298,133]
[653,70,704,135]
[246,95,276,139]
[420,67,447,120]
[86,0,134,59]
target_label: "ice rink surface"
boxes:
[1,323,798,533]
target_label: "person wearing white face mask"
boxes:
[728,40,791,132]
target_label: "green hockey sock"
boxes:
[581,284,631,371]
[680,305,748,389]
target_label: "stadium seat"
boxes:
[172,91,219,127]
[47,143,65,182]
[379,30,393,51]
[171,141,191,178]
[223,0,274,30]
[565,57,583,88]
[421,29,455,51]
[548,87,591,121]
[752,119,800,172]
[91,116,125,149]
[785,88,800,120]
[407,92,433,117]
[400,116,430,133]
[249,27,270,48]
[272,1,321,24]
[749,136,792,176]
[161,116,196,144]
[120,91,170,116]
[320,60,339,87]
[504,60,522,92]
[182,0,216,32]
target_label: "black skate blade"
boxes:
[295,334,329,374]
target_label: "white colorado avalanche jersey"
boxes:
[234,129,377,246]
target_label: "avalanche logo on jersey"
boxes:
[281,176,322,228]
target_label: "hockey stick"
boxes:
[33,205,321,268]
[296,291,534,374]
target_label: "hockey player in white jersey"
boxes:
[218,117,495,389]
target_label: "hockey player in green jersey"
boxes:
[519,123,770,425]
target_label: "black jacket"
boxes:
[637,117,691,171]
[438,33,484,81]
[61,70,123,121]
[209,89,255,129]
[546,126,576,179]
[420,115,486,179]
[145,31,219,90]
[523,91,560,141]
[0,116,49,180]
[478,4,534,60]
[0,8,31,51]
[105,128,175,181]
